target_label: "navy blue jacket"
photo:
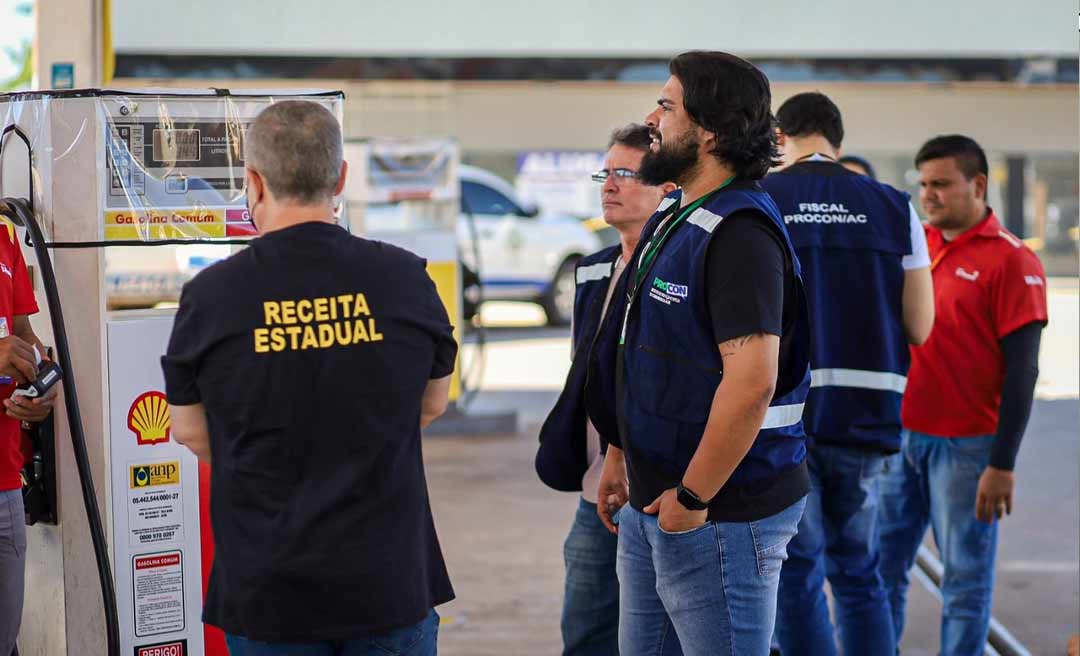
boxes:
[536,246,626,491]
[615,182,812,518]
[762,160,912,452]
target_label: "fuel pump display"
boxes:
[0,88,344,656]
[104,116,254,241]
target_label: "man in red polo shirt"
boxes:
[878,135,1047,656]
[0,214,57,655]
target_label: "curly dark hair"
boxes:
[669,51,780,180]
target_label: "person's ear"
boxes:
[660,182,678,195]
[698,125,717,152]
[246,168,263,204]
[334,161,349,197]
[973,173,988,201]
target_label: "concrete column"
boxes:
[1006,156,1028,237]
[21,6,109,656]
[34,0,104,89]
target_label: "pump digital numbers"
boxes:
[153,129,201,163]
[108,125,146,197]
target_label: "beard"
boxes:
[639,130,701,186]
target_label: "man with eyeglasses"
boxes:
[537,123,675,655]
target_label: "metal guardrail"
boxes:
[914,545,1033,656]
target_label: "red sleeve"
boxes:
[992,247,1048,339]
[9,234,38,316]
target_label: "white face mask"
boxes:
[244,173,261,230]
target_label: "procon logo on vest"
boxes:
[652,277,689,298]
[649,277,689,306]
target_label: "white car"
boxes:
[457,165,601,325]
[105,244,232,309]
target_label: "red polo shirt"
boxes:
[0,219,38,490]
[902,211,1047,438]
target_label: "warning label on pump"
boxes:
[105,209,226,241]
[128,461,184,547]
[132,551,185,637]
[135,639,187,656]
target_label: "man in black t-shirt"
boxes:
[161,101,456,655]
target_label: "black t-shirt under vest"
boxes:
[162,221,457,640]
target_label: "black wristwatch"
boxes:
[676,483,709,511]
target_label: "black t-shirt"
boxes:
[161,221,457,640]
[706,211,802,397]
[706,211,792,344]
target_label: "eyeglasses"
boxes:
[591,168,640,183]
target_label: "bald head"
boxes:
[245,100,343,204]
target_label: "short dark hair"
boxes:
[245,100,343,204]
[669,51,779,180]
[608,123,653,152]
[915,135,988,180]
[838,155,877,180]
[776,92,844,149]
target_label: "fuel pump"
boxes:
[344,139,515,434]
[346,139,466,401]
[0,87,343,656]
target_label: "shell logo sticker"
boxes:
[128,391,171,446]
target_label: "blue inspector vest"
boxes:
[762,160,912,452]
[536,245,625,491]
[618,184,812,491]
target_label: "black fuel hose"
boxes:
[0,197,120,656]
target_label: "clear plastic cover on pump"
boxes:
[0,88,344,243]
[0,88,344,307]
[351,139,459,234]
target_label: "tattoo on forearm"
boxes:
[718,333,764,358]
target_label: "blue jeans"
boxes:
[616,498,806,656]
[775,444,894,656]
[226,609,440,656]
[563,498,620,655]
[878,430,998,656]
[0,490,25,656]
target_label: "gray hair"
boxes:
[244,100,343,204]
[608,123,653,152]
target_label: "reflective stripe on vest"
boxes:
[577,261,612,284]
[761,403,805,430]
[686,207,724,233]
[810,368,907,394]
[655,197,678,213]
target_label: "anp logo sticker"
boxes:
[130,461,180,488]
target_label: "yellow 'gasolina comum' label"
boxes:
[105,208,226,241]
[254,293,383,353]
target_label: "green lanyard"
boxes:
[632,177,735,291]
[620,177,735,345]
